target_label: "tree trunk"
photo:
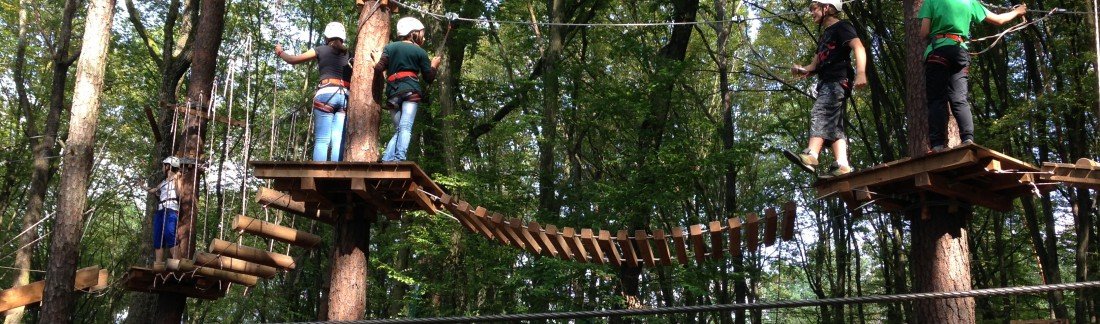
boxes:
[37,0,116,321]
[326,1,389,320]
[5,0,35,321]
[538,0,564,220]
[1074,188,1094,324]
[711,0,743,321]
[154,0,226,322]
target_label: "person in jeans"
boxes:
[374,17,441,162]
[146,157,183,270]
[785,0,867,177]
[276,22,352,161]
[919,0,1025,152]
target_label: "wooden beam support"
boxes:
[670,227,690,265]
[0,266,101,312]
[782,201,796,241]
[195,252,278,278]
[167,259,259,287]
[350,178,399,219]
[234,215,321,248]
[406,182,439,214]
[634,230,657,267]
[255,187,332,223]
[727,218,742,256]
[298,177,335,209]
[529,221,559,258]
[689,224,708,264]
[763,208,778,247]
[915,172,1013,211]
[617,230,640,268]
[208,238,296,270]
[598,230,622,266]
[708,221,725,261]
[744,213,760,252]
[564,227,589,263]
[581,229,605,265]
[652,229,674,266]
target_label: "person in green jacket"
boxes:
[919,0,1026,152]
[374,17,442,161]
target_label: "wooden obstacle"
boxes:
[208,239,296,270]
[256,187,333,223]
[166,259,259,286]
[195,252,278,278]
[1041,158,1100,190]
[123,266,227,300]
[233,215,321,248]
[0,266,107,312]
[814,143,1044,213]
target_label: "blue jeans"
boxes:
[152,208,178,249]
[382,100,418,161]
[313,89,347,161]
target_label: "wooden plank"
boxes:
[122,267,226,300]
[168,259,259,287]
[456,201,494,240]
[234,215,321,248]
[350,178,399,219]
[529,221,559,258]
[670,227,690,265]
[477,207,513,246]
[782,201,796,241]
[546,225,573,261]
[763,208,778,247]
[652,229,674,266]
[689,224,707,264]
[708,221,725,261]
[563,227,589,263]
[208,239,296,270]
[406,182,439,215]
[616,230,640,268]
[511,218,543,255]
[298,177,334,209]
[86,269,110,292]
[598,230,622,266]
[727,218,742,257]
[634,230,657,267]
[815,149,978,199]
[0,266,101,312]
[915,172,1013,211]
[580,229,605,265]
[440,194,478,234]
[491,213,526,250]
[195,252,278,279]
[255,187,332,223]
[744,213,760,252]
[253,168,413,180]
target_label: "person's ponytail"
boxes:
[328,38,347,54]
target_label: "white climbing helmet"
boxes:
[396,17,425,37]
[324,22,347,41]
[813,0,843,12]
[162,156,181,168]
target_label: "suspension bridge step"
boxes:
[256,187,333,224]
[122,266,227,300]
[813,143,1045,213]
[1041,158,1100,190]
[0,266,106,312]
[195,252,278,279]
[166,259,259,287]
[233,215,321,248]
[208,239,296,270]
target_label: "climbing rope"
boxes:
[968,8,1061,56]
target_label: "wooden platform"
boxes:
[813,143,1043,213]
[1041,158,1100,190]
[250,161,447,220]
[122,267,227,300]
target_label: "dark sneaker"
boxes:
[783,149,818,173]
[827,165,853,177]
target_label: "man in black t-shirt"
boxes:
[784,0,868,177]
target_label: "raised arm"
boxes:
[984,4,1027,26]
[275,44,317,65]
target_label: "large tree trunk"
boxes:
[326,1,389,320]
[37,0,116,321]
[5,0,35,322]
[154,0,225,322]
[711,0,743,322]
[538,0,564,220]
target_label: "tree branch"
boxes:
[125,0,163,66]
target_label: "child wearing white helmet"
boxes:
[145,156,184,270]
[374,17,442,162]
[275,21,352,161]
[918,0,1025,152]
[783,0,868,177]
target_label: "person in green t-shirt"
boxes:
[374,17,442,162]
[918,0,1026,152]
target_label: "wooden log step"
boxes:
[634,230,657,267]
[580,229,605,265]
[255,187,332,223]
[234,215,321,248]
[764,208,778,247]
[670,227,690,265]
[744,213,760,252]
[167,259,259,287]
[528,221,558,258]
[689,224,707,264]
[597,230,622,266]
[195,252,278,278]
[708,221,725,261]
[616,230,640,267]
[208,239,296,270]
[652,229,674,266]
[782,201,796,241]
[564,227,589,263]
[727,218,742,256]
[0,266,102,312]
[547,225,574,261]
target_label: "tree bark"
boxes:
[37,0,116,321]
[538,0,564,220]
[5,0,35,321]
[154,0,226,322]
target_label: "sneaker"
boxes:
[930,145,948,153]
[828,165,853,177]
[961,139,974,145]
[783,149,819,173]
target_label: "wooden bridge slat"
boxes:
[581,229,605,265]
[598,230,622,266]
[440,194,478,234]
[546,225,573,261]
[745,213,760,252]
[475,207,513,246]
[652,229,674,266]
[510,218,543,255]
[406,182,439,215]
[782,201,796,241]
[456,201,494,240]
[764,208,778,247]
[727,218,742,256]
[563,227,589,263]
[670,227,690,265]
[492,213,526,250]
[528,221,559,258]
[634,230,657,267]
[617,230,640,268]
[708,221,725,261]
[689,225,708,264]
